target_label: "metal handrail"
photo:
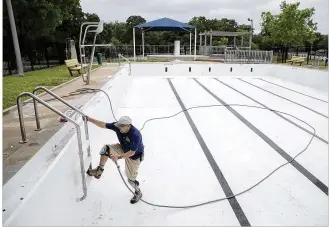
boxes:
[118,54,131,75]
[79,22,99,49]
[32,86,91,156]
[79,22,99,84]
[17,92,87,201]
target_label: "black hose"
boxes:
[81,88,316,209]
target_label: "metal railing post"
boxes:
[17,96,28,143]
[118,54,131,75]
[32,86,90,156]
[17,92,87,201]
[79,22,99,83]
[32,97,42,131]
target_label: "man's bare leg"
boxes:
[99,155,109,167]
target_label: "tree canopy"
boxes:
[260,1,317,47]
[3,0,327,53]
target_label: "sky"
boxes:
[80,0,328,34]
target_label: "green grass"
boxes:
[3,64,101,110]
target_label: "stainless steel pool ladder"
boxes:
[16,88,91,201]
[79,21,104,85]
[118,54,131,75]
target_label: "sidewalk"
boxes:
[3,64,120,184]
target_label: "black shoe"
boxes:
[130,190,142,204]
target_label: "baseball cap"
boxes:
[114,116,132,128]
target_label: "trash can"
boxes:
[96,53,102,65]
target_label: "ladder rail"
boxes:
[17,92,87,201]
[32,86,91,156]
[118,54,131,75]
[87,33,98,84]
[81,25,98,83]
[79,22,98,83]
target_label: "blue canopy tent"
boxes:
[133,18,197,60]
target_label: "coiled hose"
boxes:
[81,88,316,209]
[45,87,316,209]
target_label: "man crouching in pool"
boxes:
[85,115,144,204]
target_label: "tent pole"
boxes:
[142,30,145,58]
[210,29,213,56]
[194,28,197,60]
[133,27,136,61]
[189,31,192,55]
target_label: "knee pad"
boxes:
[99,145,110,157]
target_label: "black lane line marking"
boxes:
[167,79,251,226]
[194,79,328,195]
[237,78,328,119]
[254,78,328,104]
[214,79,328,144]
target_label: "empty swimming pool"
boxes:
[3,63,328,226]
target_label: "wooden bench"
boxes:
[286,56,305,66]
[64,59,89,76]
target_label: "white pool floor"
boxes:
[81,76,328,226]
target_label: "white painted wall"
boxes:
[266,65,328,93]
[3,63,327,225]
[3,66,131,226]
[131,63,328,92]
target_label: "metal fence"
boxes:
[5,42,325,72]
[94,45,199,62]
[272,45,328,67]
[3,41,66,76]
[224,50,273,64]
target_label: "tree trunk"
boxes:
[296,46,299,56]
[281,46,285,63]
[284,45,289,63]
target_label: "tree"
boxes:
[251,42,259,50]
[97,23,113,44]
[145,31,163,45]
[189,17,238,33]
[260,1,317,47]
[3,0,79,42]
[55,3,85,41]
[213,37,228,46]
[237,25,252,47]
[125,15,146,44]
[317,35,328,49]
[189,16,209,32]
[112,21,127,44]
[312,33,328,49]
[84,13,100,22]
[3,0,80,72]
[126,15,146,27]
[216,18,238,32]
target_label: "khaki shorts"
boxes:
[108,143,141,181]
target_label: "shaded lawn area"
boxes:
[3,65,100,110]
[272,55,328,70]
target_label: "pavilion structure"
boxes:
[199,30,252,55]
[133,17,197,60]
